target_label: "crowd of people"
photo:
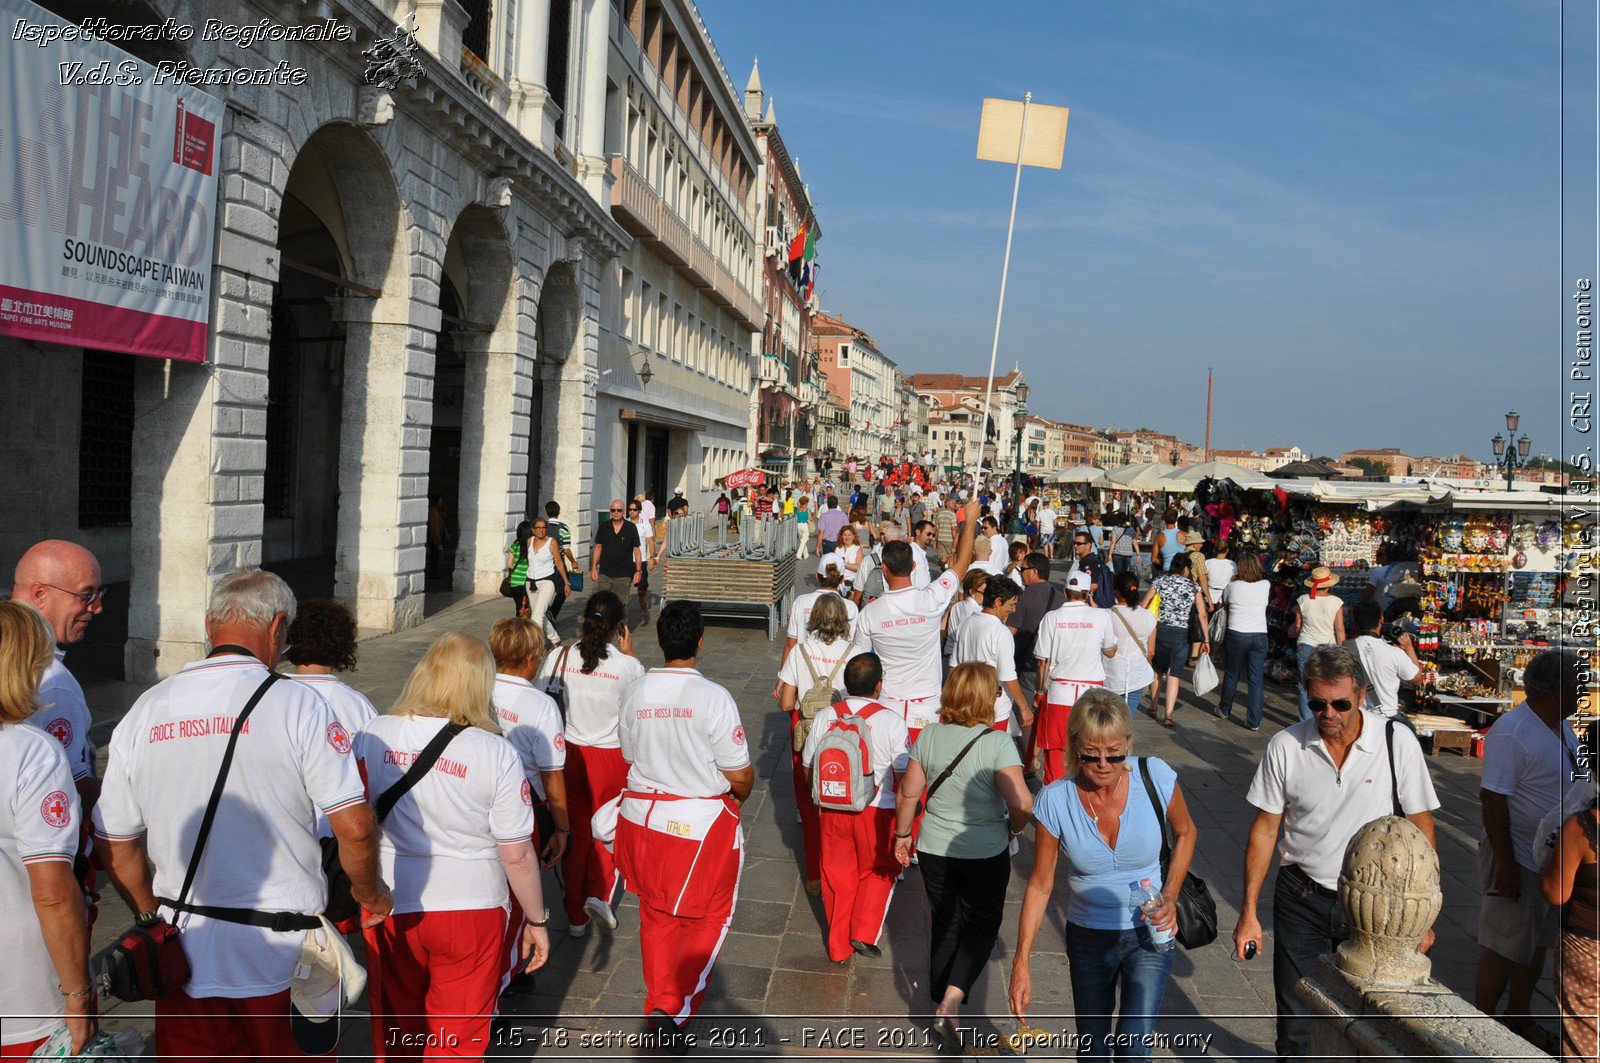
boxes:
[0,468,1595,1060]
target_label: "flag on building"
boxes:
[787,221,807,285]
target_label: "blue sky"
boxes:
[698,0,1565,461]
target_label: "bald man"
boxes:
[13,540,104,920]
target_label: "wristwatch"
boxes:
[528,908,551,928]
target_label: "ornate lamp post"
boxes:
[1490,410,1532,490]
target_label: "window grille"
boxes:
[77,350,135,528]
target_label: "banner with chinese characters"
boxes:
[0,0,223,362]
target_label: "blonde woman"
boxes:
[894,662,1033,1047]
[355,632,550,1054]
[1011,690,1196,1061]
[0,602,95,1057]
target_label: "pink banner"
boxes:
[0,284,208,363]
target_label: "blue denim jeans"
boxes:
[1218,631,1269,727]
[1123,686,1145,717]
[1271,865,1350,1060]
[1064,922,1175,1061]
[1295,643,1319,722]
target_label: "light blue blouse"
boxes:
[1033,757,1179,930]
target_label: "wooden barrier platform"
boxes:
[660,555,797,640]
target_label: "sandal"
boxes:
[1162,717,1175,728]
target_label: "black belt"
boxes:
[1280,863,1337,899]
[159,897,320,933]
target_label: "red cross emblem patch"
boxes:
[520,779,533,806]
[731,724,746,746]
[44,717,73,748]
[41,790,71,828]
[326,722,351,754]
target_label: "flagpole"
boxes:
[969,91,1031,495]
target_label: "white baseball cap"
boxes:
[290,916,367,1053]
[1066,571,1093,592]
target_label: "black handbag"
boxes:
[1137,757,1218,950]
[322,720,466,923]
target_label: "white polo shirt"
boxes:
[94,655,366,997]
[779,636,864,706]
[951,612,1021,725]
[537,642,646,749]
[285,674,378,837]
[788,589,864,649]
[356,714,533,914]
[800,696,910,810]
[1482,704,1584,871]
[910,543,931,589]
[1035,602,1117,685]
[1,724,79,1045]
[619,668,750,798]
[1246,710,1440,890]
[944,597,982,661]
[493,675,567,801]
[24,649,94,780]
[1350,636,1420,718]
[859,568,962,725]
[988,533,1009,567]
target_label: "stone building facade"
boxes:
[0,0,723,680]
[813,311,897,461]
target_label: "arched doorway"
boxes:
[261,125,406,622]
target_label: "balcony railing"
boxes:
[609,157,660,238]
[654,207,694,267]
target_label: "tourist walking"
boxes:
[539,591,644,935]
[0,601,95,1058]
[1216,552,1271,729]
[1011,690,1196,1061]
[1349,600,1421,721]
[628,500,655,624]
[1140,553,1208,728]
[950,575,1033,737]
[1475,650,1584,1051]
[796,495,812,559]
[1232,645,1439,1061]
[1106,572,1157,718]
[506,519,535,619]
[489,618,572,880]
[1290,566,1346,721]
[356,632,550,1055]
[778,594,867,894]
[1033,571,1118,782]
[94,569,391,1060]
[894,663,1032,1048]
[943,569,990,669]
[522,518,571,641]
[615,602,754,1039]
[799,654,908,963]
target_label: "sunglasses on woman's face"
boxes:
[1307,698,1358,715]
[1078,752,1128,765]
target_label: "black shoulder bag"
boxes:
[923,728,998,805]
[1137,757,1218,950]
[96,671,289,1001]
[321,720,467,923]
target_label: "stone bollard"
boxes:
[1296,816,1551,1061]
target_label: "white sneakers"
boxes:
[568,920,588,938]
[584,896,619,931]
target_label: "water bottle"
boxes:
[1131,877,1176,951]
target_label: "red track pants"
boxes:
[155,987,319,1061]
[819,806,899,962]
[1,1038,48,1059]
[788,711,821,881]
[364,908,511,1059]
[1036,680,1102,784]
[561,743,628,925]
[616,795,743,1022]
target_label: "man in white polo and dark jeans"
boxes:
[1232,645,1439,1061]
[859,498,979,745]
[94,569,391,1061]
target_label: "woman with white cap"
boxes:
[1289,566,1346,722]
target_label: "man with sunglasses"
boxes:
[590,499,643,625]
[12,541,105,909]
[1233,645,1438,1061]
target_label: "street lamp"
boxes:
[1490,410,1532,489]
[1012,404,1028,512]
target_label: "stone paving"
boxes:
[69,578,1557,1060]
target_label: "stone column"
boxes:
[573,0,612,198]
[332,293,436,636]
[454,327,530,593]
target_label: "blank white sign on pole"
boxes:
[977,98,1070,169]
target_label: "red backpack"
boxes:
[811,700,887,813]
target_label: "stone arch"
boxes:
[524,257,587,520]
[431,204,521,598]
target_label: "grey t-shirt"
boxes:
[911,723,1022,859]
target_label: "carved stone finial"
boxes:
[1336,816,1442,987]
